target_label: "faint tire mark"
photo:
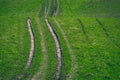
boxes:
[96,18,120,48]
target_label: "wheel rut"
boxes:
[53,18,78,80]
[78,19,91,44]
[25,18,35,70]
[44,0,50,18]
[52,0,59,16]
[45,19,62,80]
[17,18,35,79]
[44,0,62,79]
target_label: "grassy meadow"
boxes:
[0,0,120,80]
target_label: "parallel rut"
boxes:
[17,18,35,79]
[25,18,35,70]
[96,19,120,48]
[44,0,62,79]
[45,19,62,80]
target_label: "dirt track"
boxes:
[25,18,35,69]
[16,18,35,79]
[45,19,62,80]
[54,18,78,80]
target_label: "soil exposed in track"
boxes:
[54,18,78,80]
[44,0,62,79]
[45,19,62,80]
[25,18,35,70]
[16,18,35,79]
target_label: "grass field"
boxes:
[0,0,120,80]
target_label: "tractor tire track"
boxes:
[44,0,62,79]
[96,19,109,37]
[78,19,91,44]
[96,19,120,48]
[55,0,59,16]
[25,18,35,70]
[45,19,62,80]
[44,0,50,18]
[31,17,48,80]
[53,18,78,80]
[17,18,35,79]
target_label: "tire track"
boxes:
[44,0,62,79]
[31,1,48,79]
[31,17,48,80]
[77,19,91,44]
[53,18,78,80]
[96,19,109,37]
[52,0,59,16]
[44,0,50,18]
[96,19,120,48]
[25,18,35,70]
[17,18,35,79]
[45,19,62,80]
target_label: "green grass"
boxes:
[52,16,120,80]
[0,16,30,80]
[0,0,42,16]
[48,18,71,79]
[39,18,57,80]
[59,0,120,17]
[0,0,120,80]
[0,0,43,80]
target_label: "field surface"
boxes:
[0,0,120,80]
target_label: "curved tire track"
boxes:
[52,0,59,16]
[53,18,78,80]
[25,18,35,70]
[45,19,62,80]
[44,0,62,79]
[17,18,35,79]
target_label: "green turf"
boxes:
[0,0,120,80]
[0,16,30,80]
[51,16,120,80]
